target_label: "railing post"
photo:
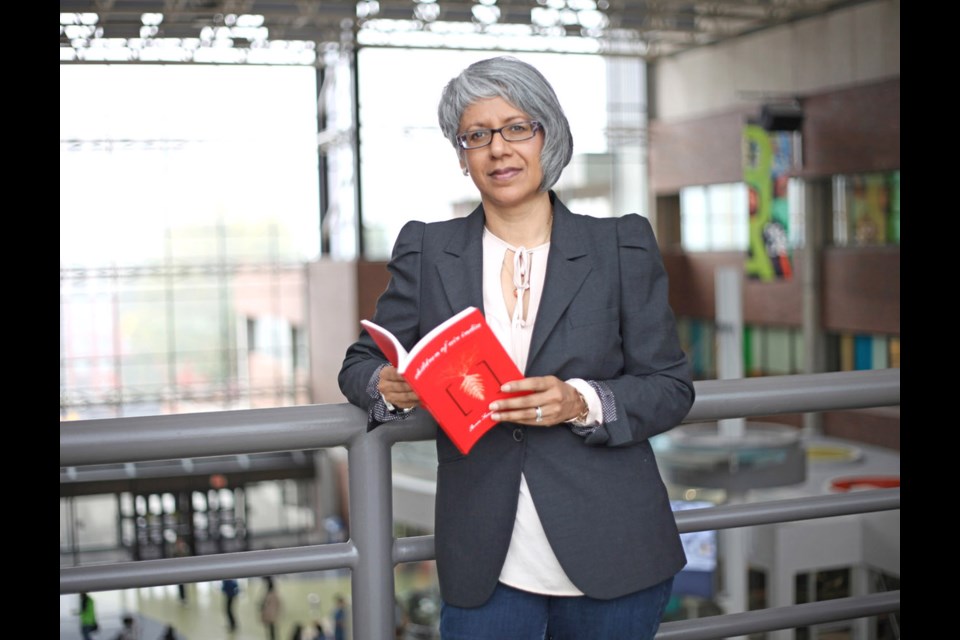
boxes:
[347,427,397,640]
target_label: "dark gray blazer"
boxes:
[339,195,695,608]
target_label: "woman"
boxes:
[260,576,282,640]
[339,56,695,639]
[78,592,98,640]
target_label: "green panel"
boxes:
[871,335,889,370]
[765,326,794,375]
[701,322,716,378]
[792,330,805,373]
[743,325,754,373]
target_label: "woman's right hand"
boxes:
[378,365,420,410]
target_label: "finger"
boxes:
[380,378,413,393]
[501,375,553,393]
[386,388,419,400]
[489,392,550,413]
[532,405,546,425]
[378,366,420,408]
[378,370,413,393]
[380,366,406,383]
[491,403,553,426]
[384,389,420,408]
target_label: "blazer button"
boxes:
[512,428,524,442]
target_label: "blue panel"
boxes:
[854,335,873,370]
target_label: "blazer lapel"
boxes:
[436,204,486,315]
[527,198,592,372]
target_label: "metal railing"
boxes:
[60,368,900,639]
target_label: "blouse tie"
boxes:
[511,246,532,329]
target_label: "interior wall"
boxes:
[308,259,358,404]
[652,0,900,122]
[662,247,900,336]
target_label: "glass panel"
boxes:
[787,177,805,249]
[889,170,900,245]
[839,333,855,371]
[681,183,748,251]
[889,336,900,368]
[870,336,890,369]
[74,495,119,548]
[831,175,849,246]
[831,171,899,247]
[748,568,767,611]
[707,184,733,249]
[792,330,805,373]
[246,482,284,533]
[815,567,851,601]
[764,327,795,375]
[681,187,709,251]
[61,64,319,420]
[849,173,890,245]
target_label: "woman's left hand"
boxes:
[489,376,584,426]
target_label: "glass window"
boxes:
[680,183,749,252]
[60,495,119,551]
[831,171,900,247]
[681,187,709,251]
[60,64,319,419]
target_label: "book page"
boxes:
[360,319,409,369]
[401,306,482,373]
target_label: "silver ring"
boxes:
[535,406,543,423]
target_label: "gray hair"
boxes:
[437,56,574,192]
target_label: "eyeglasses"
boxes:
[456,121,542,150]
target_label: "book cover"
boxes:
[361,306,528,454]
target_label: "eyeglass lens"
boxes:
[458,121,539,149]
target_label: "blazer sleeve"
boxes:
[338,220,426,412]
[583,214,695,447]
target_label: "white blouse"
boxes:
[481,227,584,596]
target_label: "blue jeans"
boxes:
[440,578,674,640]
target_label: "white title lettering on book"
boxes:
[413,322,483,380]
[468,410,493,432]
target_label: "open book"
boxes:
[361,306,528,454]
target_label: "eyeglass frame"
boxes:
[455,120,543,150]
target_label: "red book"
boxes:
[361,306,529,454]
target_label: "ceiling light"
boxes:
[472,5,500,24]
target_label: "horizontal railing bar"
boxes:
[61,488,898,593]
[61,370,901,468]
[388,489,900,565]
[394,535,435,565]
[674,487,900,532]
[60,403,367,467]
[656,590,900,639]
[685,368,900,422]
[60,542,358,595]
